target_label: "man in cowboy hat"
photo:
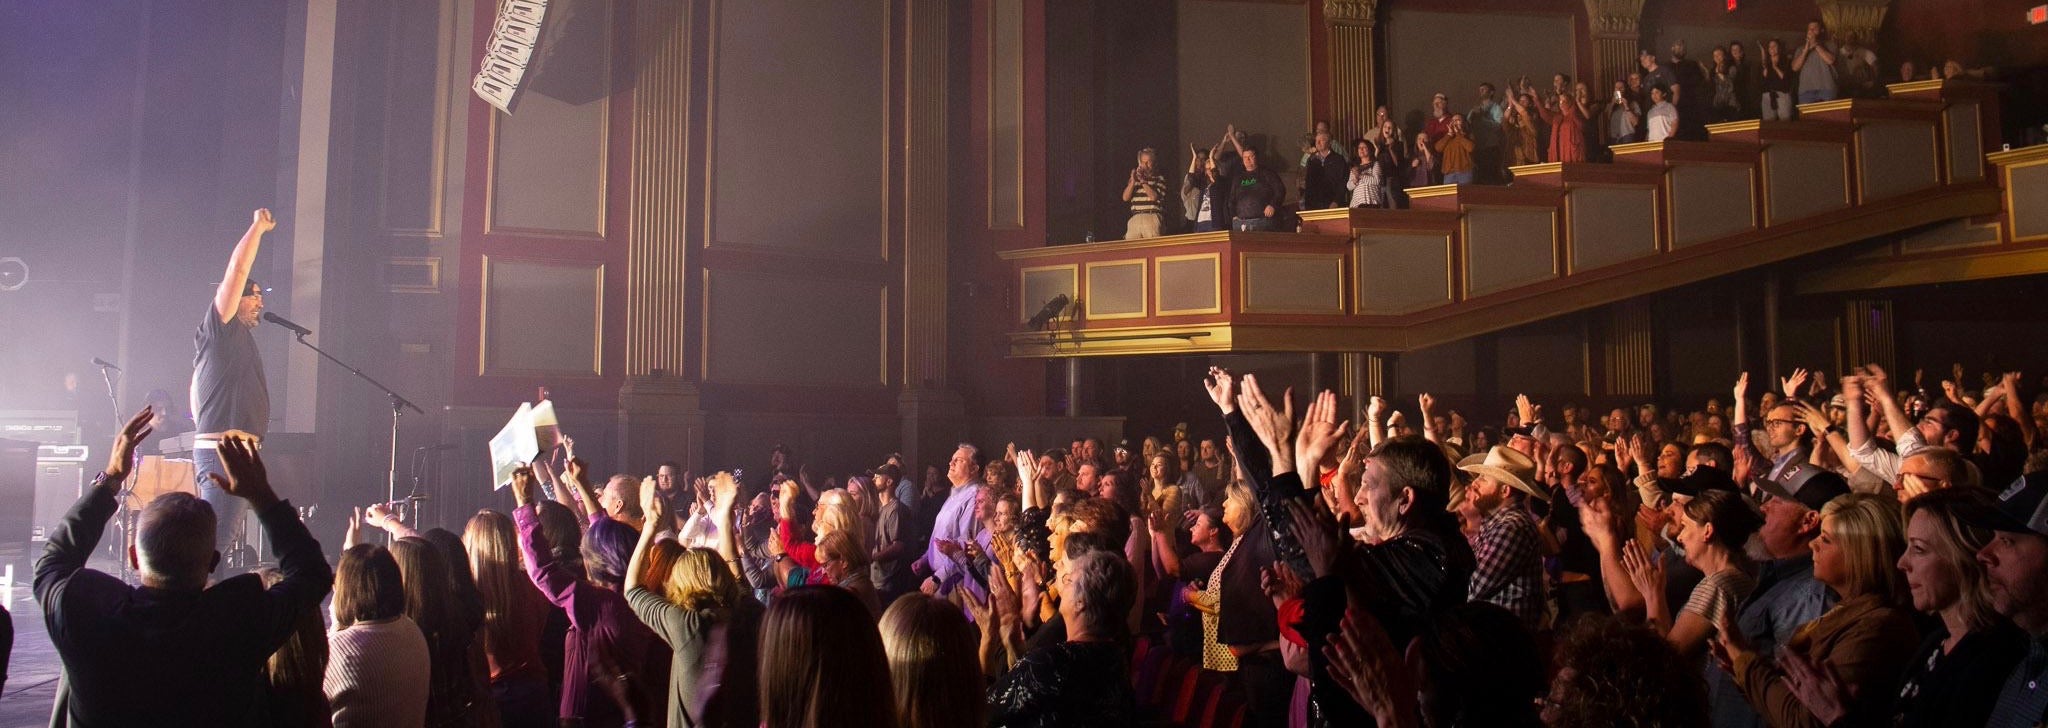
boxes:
[1459,445,1549,626]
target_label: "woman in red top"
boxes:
[1539,75,1588,163]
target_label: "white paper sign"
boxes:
[488,402,540,490]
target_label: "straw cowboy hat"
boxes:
[1457,445,1548,502]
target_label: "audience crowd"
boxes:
[27,353,2048,728]
[1141,20,1993,238]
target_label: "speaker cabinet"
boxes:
[0,439,36,544]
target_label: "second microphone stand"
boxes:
[290,332,424,532]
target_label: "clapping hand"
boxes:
[1619,540,1666,609]
[1779,645,1850,725]
[1323,607,1421,728]
[1204,367,1238,415]
[1236,374,1296,473]
[1791,401,1831,434]
[1284,497,1346,579]
[710,471,740,520]
[1294,390,1351,473]
[641,475,669,525]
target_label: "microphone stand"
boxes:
[287,332,423,541]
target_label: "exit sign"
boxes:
[2030,4,2046,24]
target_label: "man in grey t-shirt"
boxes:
[1792,20,1839,103]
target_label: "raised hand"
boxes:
[103,406,156,483]
[1013,449,1040,491]
[1581,492,1619,551]
[563,456,588,487]
[510,466,538,507]
[1780,368,1809,399]
[365,502,397,529]
[1516,394,1536,425]
[1294,390,1352,472]
[1839,373,1866,403]
[344,506,365,549]
[641,475,668,524]
[1236,374,1296,471]
[1367,396,1388,422]
[1204,367,1238,415]
[1809,370,1828,396]
[251,208,277,234]
[1733,372,1750,402]
[210,436,279,509]
[1791,401,1831,433]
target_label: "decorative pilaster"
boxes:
[1842,299,1895,375]
[898,0,962,467]
[619,0,703,471]
[1584,0,1647,92]
[1600,299,1654,397]
[1817,0,1892,45]
[1323,0,1379,143]
[1339,352,1396,426]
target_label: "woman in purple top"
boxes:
[510,467,671,727]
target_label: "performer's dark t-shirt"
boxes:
[193,305,268,436]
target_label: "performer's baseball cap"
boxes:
[1963,473,2048,537]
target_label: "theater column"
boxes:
[1816,0,1891,47]
[898,0,967,469]
[1583,0,1646,93]
[618,1,704,473]
[1599,299,1654,397]
[1321,0,1380,143]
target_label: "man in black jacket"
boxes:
[36,407,332,727]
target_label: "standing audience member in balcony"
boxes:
[1226,146,1285,232]
[1371,117,1408,207]
[1793,20,1840,104]
[1184,145,1224,233]
[1468,82,1505,183]
[1640,49,1679,112]
[1836,32,1880,99]
[1408,131,1439,188]
[1761,38,1796,120]
[1670,42,1709,139]
[1504,91,1542,167]
[1423,92,1454,143]
[1729,40,1759,119]
[1299,131,1349,211]
[1436,116,1477,185]
[1645,86,1679,143]
[1710,46,1740,123]
[1896,60,1920,84]
[1364,107,1401,150]
[1539,80,1587,163]
[1179,147,1207,233]
[1604,80,1642,146]
[1121,148,1166,240]
[1346,138,1385,209]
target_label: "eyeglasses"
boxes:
[1764,418,1802,427]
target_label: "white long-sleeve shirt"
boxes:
[1847,427,1929,487]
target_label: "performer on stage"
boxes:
[191,208,276,569]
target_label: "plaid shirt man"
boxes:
[1468,504,1546,626]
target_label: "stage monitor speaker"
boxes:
[34,445,89,542]
[0,439,36,544]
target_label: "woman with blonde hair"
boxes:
[1715,493,1920,728]
[462,510,554,728]
[879,594,984,728]
[626,471,763,728]
[818,529,882,617]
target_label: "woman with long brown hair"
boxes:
[758,586,898,728]
[879,594,984,728]
[464,510,556,728]
[258,566,331,727]
[326,544,429,727]
[390,536,487,727]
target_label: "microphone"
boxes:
[91,357,122,372]
[262,312,312,336]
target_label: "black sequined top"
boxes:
[985,640,1136,728]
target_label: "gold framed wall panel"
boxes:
[1019,264,1078,324]
[1565,184,1658,274]
[1762,141,1852,227]
[1854,120,1940,204]
[1083,259,1149,320]
[378,0,455,238]
[1239,252,1344,315]
[1355,232,1454,316]
[1665,162,1757,249]
[2006,159,2048,245]
[1459,205,1559,299]
[482,0,613,240]
[386,256,443,293]
[1943,102,1983,183]
[701,0,890,262]
[1154,253,1222,316]
[478,255,605,377]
